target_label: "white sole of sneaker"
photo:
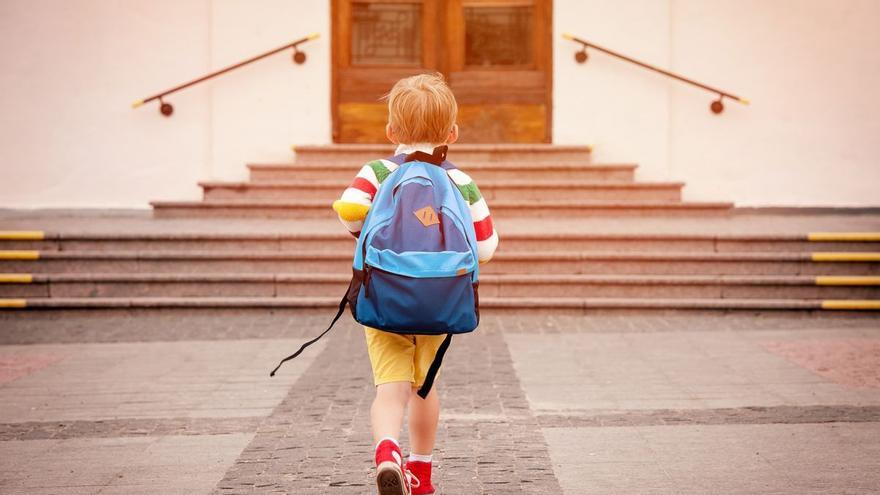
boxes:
[376,461,408,495]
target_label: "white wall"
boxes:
[668,0,880,205]
[2,0,877,208]
[555,0,880,206]
[208,0,331,184]
[553,0,673,183]
[0,0,330,209]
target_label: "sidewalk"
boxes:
[1,312,879,493]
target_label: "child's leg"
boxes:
[371,381,412,444]
[365,327,418,444]
[407,385,439,455]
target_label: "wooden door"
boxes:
[332,0,552,143]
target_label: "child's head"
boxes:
[384,73,458,146]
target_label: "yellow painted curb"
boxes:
[821,300,880,310]
[808,232,880,242]
[0,251,39,260]
[816,276,880,286]
[0,231,45,240]
[0,274,32,283]
[811,252,880,262]
[0,299,27,308]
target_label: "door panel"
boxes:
[332,0,551,143]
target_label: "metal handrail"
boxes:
[562,33,749,114]
[132,33,319,117]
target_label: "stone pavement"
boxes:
[1,311,879,494]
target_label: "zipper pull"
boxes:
[363,266,371,298]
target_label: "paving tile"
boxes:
[0,434,253,494]
[544,423,880,495]
[0,339,323,422]
[505,329,880,413]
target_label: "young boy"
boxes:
[332,73,499,495]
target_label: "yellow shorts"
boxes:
[364,326,447,387]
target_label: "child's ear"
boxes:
[385,124,399,144]
[446,124,459,145]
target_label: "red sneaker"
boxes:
[375,439,411,495]
[406,460,435,495]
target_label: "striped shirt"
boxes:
[333,143,499,262]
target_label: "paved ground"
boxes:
[1,311,879,494]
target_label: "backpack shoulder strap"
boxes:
[417,333,452,399]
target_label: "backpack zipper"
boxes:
[363,265,372,298]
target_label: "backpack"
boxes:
[270,145,480,398]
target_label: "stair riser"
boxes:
[4,307,877,316]
[152,205,731,219]
[0,239,356,252]
[202,185,681,202]
[4,239,879,253]
[250,168,634,183]
[3,259,877,275]
[293,150,592,163]
[3,281,877,299]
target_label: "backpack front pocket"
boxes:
[356,265,477,334]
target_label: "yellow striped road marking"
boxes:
[821,300,880,310]
[816,276,880,286]
[0,231,45,240]
[0,251,40,260]
[808,232,880,242]
[811,252,880,262]
[0,299,27,308]
[0,274,33,283]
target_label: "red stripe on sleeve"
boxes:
[350,177,377,198]
[473,216,494,242]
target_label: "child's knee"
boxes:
[376,381,412,405]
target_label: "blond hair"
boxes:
[384,73,458,144]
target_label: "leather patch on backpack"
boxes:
[414,206,440,227]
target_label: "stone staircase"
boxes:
[1,144,879,313]
[150,144,734,218]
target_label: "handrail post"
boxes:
[562,33,749,115]
[133,33,320,117]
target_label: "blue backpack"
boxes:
[271,145,480,398]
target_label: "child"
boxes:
[332,73,499,495]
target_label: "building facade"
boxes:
[1,0,878,209]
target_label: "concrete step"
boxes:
[200,180,684,202]
[248,162,635,183]
[2,250,878,275]
[3,232,879,253]
[291,143,594,163]
[2,296,878,312]
[3,273,879,300]
[149,200,734,219]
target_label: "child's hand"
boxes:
[332,200,370,222]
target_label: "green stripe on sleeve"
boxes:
[367,160,393,184]
[455,181,483,205]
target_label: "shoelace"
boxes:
[405,469,421,488]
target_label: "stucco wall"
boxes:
[1,0,877,208]
[555,0,880,206]
[0,0,330,209]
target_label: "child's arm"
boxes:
[331,159,398,237]
[447,169,499,263]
